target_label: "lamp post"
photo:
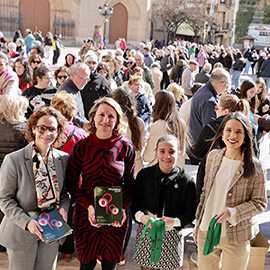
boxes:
[98,3,114,48]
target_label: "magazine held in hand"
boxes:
[28,208,73,243]
[94,186,123,224]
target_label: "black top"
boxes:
[81,72,111,119]
[130,164,196,230]
[22,85,56,118]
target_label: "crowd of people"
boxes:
[0,28,269,270]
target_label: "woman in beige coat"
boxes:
[193,112,267,270]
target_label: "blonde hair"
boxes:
[128,75,143,86]
[51,91,78,121]
[219,94,250,117]
[85,97,126,136]
[166,83,184,101]
[0,94,28,124]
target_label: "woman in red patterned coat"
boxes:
[66,97,135,270]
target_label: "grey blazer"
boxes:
[0,142,70,251]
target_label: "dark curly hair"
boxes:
[25,106,67,148]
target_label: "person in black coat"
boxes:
[81,53,111,119]
[131,135,196,270]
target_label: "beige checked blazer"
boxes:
[196,148,267,243]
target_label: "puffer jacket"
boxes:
[0,121,27,167]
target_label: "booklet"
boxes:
[28,208,73,244]
[94,186,123,225]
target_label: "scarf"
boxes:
[32,145,60,209]
[203,217,222,256]
[133,218,166,264]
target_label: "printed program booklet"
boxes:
[28,208,73,243]
[94,186,123,224]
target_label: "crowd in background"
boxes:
[0,28,269,270]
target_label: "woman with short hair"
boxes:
[0,106,69,270]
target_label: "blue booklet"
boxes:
[28,208,73,244]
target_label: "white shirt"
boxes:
[200,156,240,237]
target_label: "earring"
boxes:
[92,121,95,128]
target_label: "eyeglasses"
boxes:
[36,125,58,134]
[76,73,89,82]
[58,75,68,79]
[127,62,134,64]
[32,60,41,64]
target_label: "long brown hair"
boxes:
[112,88,143,151]
[153,90,187,154]
[240,80,258,113]
[209,112,255,178]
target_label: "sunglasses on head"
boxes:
[32,60,41,64]
[58,75,68,79]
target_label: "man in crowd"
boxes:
[58,62,90,127]
[181,59,198,98]
[81,51,111,119]
[24,29,35,56]
[160,46,174,89]
[143,46,154,68]
[195,62,211,84]
[189,67,231,144]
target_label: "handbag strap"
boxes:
[58,127,77,150]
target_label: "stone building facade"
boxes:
[0,0,152,46]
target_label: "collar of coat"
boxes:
[209,148,245,190]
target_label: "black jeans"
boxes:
[80,258,116,270]
[53,49,60,65]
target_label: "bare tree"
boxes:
[156,0,187,43]
[156,0,210,43]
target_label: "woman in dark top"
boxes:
[22,66,56,118]
[0,94,28,166]
[131,135,196,270]
[255,77,270,116]
[0,94,28,252]
[66,97,135,270]
[231,52,245,90]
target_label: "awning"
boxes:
[176,23,195,36]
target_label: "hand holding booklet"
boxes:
[28,208,73,243]
[94,186,123,225]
